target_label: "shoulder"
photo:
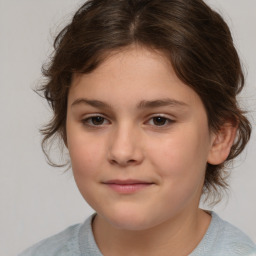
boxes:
[213,212,256,251]
[18,215,96,256]
[191,212,256,256]
[215,213,256,255]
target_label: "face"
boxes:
[66,46,215,231]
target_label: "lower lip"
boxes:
[105,183,153,194]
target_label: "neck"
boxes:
[92,209,211,256]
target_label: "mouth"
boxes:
[102,179,154,194]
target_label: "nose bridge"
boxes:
[108,122,143,166]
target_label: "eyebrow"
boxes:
[137,98,188,109]
[71,98,111,109]
[71,98,188,109]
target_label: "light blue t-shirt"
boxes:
[19,212,256,256]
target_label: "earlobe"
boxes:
[207,123,237,165]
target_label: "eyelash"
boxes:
[81,114,110,127]
[81,114,175,128]
[147,115,175,127]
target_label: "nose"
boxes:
[107,124,144,167]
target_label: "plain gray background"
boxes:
[0,1,255,255]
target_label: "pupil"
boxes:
[92,116,104,125]
[153,117,166,126]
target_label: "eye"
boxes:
[82,115,110,127]
[147,116,174,127]
[152,117,168,126]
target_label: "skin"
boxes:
[66,46,236,256]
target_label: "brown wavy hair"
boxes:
[40,0,251,203]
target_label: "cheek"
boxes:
[68,137,106,207]
[148,128,209,179]
[68,134,104,177]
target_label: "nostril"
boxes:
[109,158,137,166]
[128,159,136,163]
[110,159,118,165]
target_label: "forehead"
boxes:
[71,46,173,87]
[69,46,203,111]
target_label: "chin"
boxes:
[101,208,158,231]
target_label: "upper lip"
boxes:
[103,179,154,185]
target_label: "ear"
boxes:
[207,123,237,165]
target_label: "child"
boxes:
[19,0,256,255]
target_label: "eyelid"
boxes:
[81,113,111,127]
[145,114,175,126]
[80,113,175,127]
[147,113,175,121]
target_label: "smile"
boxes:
[102,179,154,194]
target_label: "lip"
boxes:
[102,179,154,194]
